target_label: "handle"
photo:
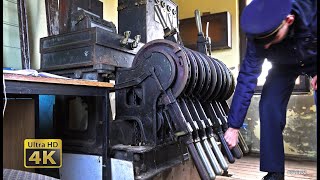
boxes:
[187,142,211,180]
[238,132,250,154]
[195,142,216,180]
[194,9,203,34]
[231,144,243,159]
[218,131,235,163]
[202,139,223,175]
[209,136,228,171]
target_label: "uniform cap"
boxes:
[240,0,292,43]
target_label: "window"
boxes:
[254,59,310,94]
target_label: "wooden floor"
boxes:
[154,154,317,180]
[217,155,317,180]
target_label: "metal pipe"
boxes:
[194,9,203,35]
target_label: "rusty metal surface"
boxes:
[40,27,145,79]
[69,9,116,33]
[118,0,178,43]
[59,0,103,34]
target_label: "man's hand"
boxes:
[224,127,240,149]
[311,75,317,91]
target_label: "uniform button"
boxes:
[305,38,310,41]
[293,47,297,50]
[301,64,305,67]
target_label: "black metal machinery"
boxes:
[39,0,250,179]
[40,0,145,81]
[112,39,242,180]
[111,5,250,179]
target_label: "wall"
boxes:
[103,0,118,31]
[174,0,240,68]
[26,0,47,70]
[246,93,317,160]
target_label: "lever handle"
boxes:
[218,131,235,163]
[195,141,216,180]
[195,10,203,35]
[231,144,244,159]
[238,131,250,154]
[186,142,211,180]
[202,139,223,175]
[209,136,229,171]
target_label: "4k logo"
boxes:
[24,139,62,168]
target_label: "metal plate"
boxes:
[59,153,103,180]
[224,72,235,100]
[198,53,212,99]
[183,47,198,96]
[181,47,199,96]
[214,60,228,100]
[118,46,176,93]
[199,54,217,101]
[221,64,234,100]
[111,158,134,180]
[190,50,206,96]
[132,39,189,97]
[207,58,222,101]
[215,60,231,100]
[180,49,192,96]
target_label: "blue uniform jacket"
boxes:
[227,0,317,129]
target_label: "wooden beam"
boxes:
[4,74,114,88]
[45,0,60,36]
[17,0,31,69]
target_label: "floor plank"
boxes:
[216,155,317,180]
[153,154,317,180]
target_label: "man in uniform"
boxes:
[223,0,317,179]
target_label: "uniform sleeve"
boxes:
[227,40,265,129]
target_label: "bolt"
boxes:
[167,5,171,12]
[134,167,141,175]
[133,154,141,161]
[141,163,147,172]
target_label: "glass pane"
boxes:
[257,59,272,86]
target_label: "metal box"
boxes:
[118,0,178,43]
[40,27,144,80]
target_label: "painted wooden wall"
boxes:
[174,0,240,69]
